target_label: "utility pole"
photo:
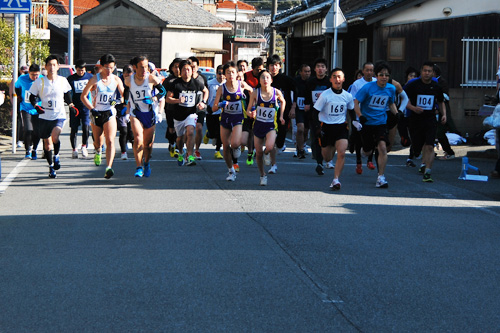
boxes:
[269,0,277,56]
[332,0,339,68]
[68,0,74,65]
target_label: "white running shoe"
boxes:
[81,146,88,158]
[72,150,78,159]
[376,175,388,188]
[279,144,287,153]
[260,175,268,186]
[263,152,271,166]
[121,152,128,160]
[226,171,236,181]
[268,164,277,174]
[326,161,335,169]
[330,179,341,190]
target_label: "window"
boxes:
[429,39,447,62]
[387,38,405,61]
[461,37,500,88]
[358,38,367,69]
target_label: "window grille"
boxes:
[461,37,500,88]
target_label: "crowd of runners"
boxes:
[14,52,457,189]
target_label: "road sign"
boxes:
[0,0,32,14]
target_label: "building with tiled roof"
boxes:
[49,0,100,15]
[75,0,232,68]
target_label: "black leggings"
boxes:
[70,124,89,149]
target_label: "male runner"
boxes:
[313,68,354,190]
[189,56,208,160]
[15,64,41,159]
[29,55,76,178]
[67,59,93,159]
[293,63,311,159]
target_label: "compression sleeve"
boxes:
[29,93,38,107]
[123,86,130,105]
[398,90,408,112]
[153,83,166,100]
[15,87,22,101]
[64,91,73,105]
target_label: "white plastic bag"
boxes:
[483,104,500,128]
[483,129,496,145]
[445,132,466,145]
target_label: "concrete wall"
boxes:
[161,29,224,68]
[449,88,497,135]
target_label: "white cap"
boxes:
[148,62,156,72]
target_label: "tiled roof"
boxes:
[217,0,256,11]
[49,0,99,16]
[126,0,232,28]
[275,0,410,23]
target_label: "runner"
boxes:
[80,53,125,179]
[206,65,225,159]
[166,59,208,167]
[348,62,377,174]
[267,54,296,174]
[304,58,331,175]
[246,69,285,186]
[312,68,354,190]
[189,56,208,160]
[116,64,134,160]
[212,61,253,181]
[237,59,249,81]
[67,59,93,159]
[404,61,446,183]
[354,61,398,188]
[242,57,265,166]
[29,55,76,178]
[15,64,41,160]
[125,55,166,177]
[293,63,311,159]
[162,58,181,158]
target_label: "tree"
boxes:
[0,18,50,77]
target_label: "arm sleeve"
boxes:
[153,83,166,100]
[398,90,408,111]
[15,87,22,101]
[29,93,38,107]
[123,86,130,105]
[64,91,73,105]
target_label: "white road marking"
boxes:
[0,159,30,194]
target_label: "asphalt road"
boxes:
[1,121,500,332]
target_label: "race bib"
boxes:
[416,95,435,110]
[224,101,242,114]
[297,97,305,110]
[328,103,346,116]
[42,99,56,111]
[96,92,113,107]
[24,90,30,102]
[74,80,88,93]
[180,92,196,107]
[368,95,389,110]
[312,90,323,103]
[256,106,276,123]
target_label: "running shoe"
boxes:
[356,163,362,175]
[315,164,324,176]
[31,150,37,160]
[186,155,196,166]
[376,175,388,188]
[406,159,416,167]
[330,179,341,191]
[177,154,185,166]
[298,150,306,159]
[174,149,180,159]
[280,144,287,152]
[233,163,240,172]
[81,146,88,158]
[121,152,128,160]
[226,171,236,181]
[246,152,255,166]
[94,153,102,166]
[72,150,78,159]
[418,164,426,174]
[367,161,375,170]
[422,173,434,182]
[48,166,56,178]
[104,167,114,179]
[326,161,335,169]
[293,150,298,158]
[263,153,271,166]
[53,155,61,170]
[232,146,241,158]
[268,164,277,174]
[194,150,202,160]
[214,151,223,159]
[260,175,268,186]
[440,153,455,160]
[135,167,144,178]
[17,141,23,148]
[169,145,175,158]
[25,151,32,159]
[203,131,209,144]
[144,162,151,177]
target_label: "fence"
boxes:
[461,37,500,88]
